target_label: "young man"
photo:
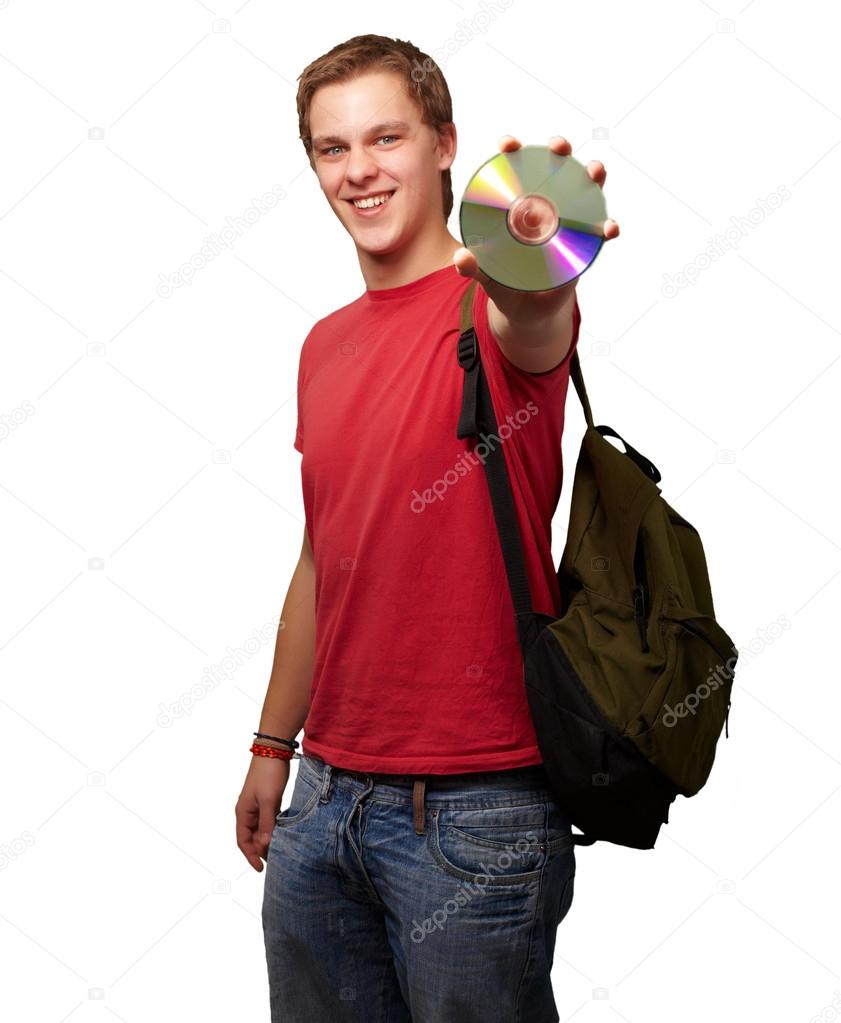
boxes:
[235,33,618,1023]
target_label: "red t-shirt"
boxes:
[294,263,580,773]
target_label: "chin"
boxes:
[358,239,403,258]
[349,224,404,251]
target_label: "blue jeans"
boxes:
[261,753,577,1023]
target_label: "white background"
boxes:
[0,1,837,1020]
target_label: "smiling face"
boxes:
[308,70,456,266]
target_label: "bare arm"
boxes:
[258,525,316,740]
[236,525,315,871]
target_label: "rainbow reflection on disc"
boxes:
[459,145,607,292]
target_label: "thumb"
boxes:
[258,799,280,847]
[453,246,504,304]
[452,246,492,288]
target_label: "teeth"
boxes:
[352,192,392,208]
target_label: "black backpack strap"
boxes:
[596,425,661,483]
[456,282,481,439]
[456,281,533,626]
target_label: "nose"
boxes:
[344,142,384,187]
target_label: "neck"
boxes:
[358,229,463,291]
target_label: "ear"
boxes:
[436,120,457,171]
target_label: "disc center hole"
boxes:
[507,192,559,246]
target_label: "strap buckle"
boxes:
[457,327,478,370]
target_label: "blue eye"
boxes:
[320,135,399,156]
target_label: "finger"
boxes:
[603,218,620,240]
[587,160,607,188]
[499,134,521,152]
[242,839,265,872]
[452,247,494,291]
[548,135,572,156]
[235,806,265,871]
[258,802,278,850]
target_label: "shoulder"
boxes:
[301,293,366,358]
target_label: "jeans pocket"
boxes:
[275,771,320,828]
[429,804,549,886]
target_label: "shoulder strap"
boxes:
[456,281,533,630]
[456,280,594,640]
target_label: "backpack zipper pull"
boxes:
[725,699,731,738]
[633,584,649,653]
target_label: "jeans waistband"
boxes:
[298,754,559,834]
[300,753,551,792]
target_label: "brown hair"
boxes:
[296,34,455,221]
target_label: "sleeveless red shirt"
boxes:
[294,263,580,773]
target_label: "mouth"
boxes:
[346,189,396,216]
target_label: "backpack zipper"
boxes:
[633,583,649,653]
[632,534,650,653]
[665,614,734,739]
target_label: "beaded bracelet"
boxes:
[252,737,297,755]
[253,738,296,755]
[250,742,294,760]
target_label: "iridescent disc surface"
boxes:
[459,145,607,292]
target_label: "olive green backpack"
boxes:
[456,281,738,850]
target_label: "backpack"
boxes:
[455,280,738,850]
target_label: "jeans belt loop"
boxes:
[319,762,333,802]
[413,778,426,835]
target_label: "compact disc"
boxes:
[459,145,607,292]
